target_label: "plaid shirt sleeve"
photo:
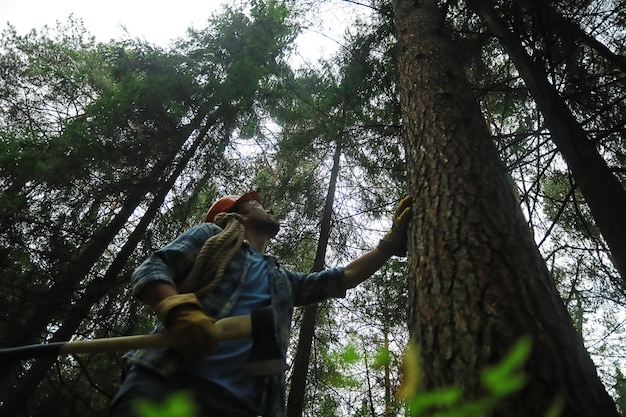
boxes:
[282,266,348,307]
[131,223,220,298]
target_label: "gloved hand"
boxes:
[154,293,218,359]
[377,195,412,256]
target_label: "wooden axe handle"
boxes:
[0,314,252,361]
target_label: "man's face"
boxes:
[234,199,280,237]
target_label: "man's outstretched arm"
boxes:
[344,195,412,289]
[344,247,393,288]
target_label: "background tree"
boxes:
[258,6,407,413]
[451,0,626,397]
[465,0,626,289]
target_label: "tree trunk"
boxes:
[379,287,392,417]
[391,0,619,415]
[286,142,342,417]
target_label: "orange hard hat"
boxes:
[204,191,261,222]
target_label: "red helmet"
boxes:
[204,191,261,222]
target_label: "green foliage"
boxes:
[373,345,393,369]
[336,343,361,365]
[315,394,341,417]
[402,337,535,417]
[309,335,537,417]
[480,337,531,398]
[323,343,362,389]
[134,392,198,417]
[176,0,298,138]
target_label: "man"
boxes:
[110,191,411,417]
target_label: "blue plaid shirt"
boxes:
[124,222,348,416]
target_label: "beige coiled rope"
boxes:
[179,212,246,297]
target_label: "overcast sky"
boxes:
[0,0,352,61]
[1,0,238,46]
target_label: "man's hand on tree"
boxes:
[377,195,412,256]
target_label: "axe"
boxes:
[0,307,286,375]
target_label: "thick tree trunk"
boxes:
[391,0,619,416]
[286,142,342,417]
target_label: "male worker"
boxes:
[109,191,411,417]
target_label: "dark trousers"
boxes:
[109,366,259,417]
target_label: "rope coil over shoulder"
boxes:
[179,212,246,297]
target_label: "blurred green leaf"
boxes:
[481,336,532,397]
[134,392,198,417]
[373,346,392,369]
[407,387,463,416]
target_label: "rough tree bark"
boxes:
[391,0,619,415]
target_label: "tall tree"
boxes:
[287,141,341,417]
[268,4,407,413]
[466,0,626,289]
[392,0,619,416]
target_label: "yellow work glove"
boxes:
[377,195,412,256]
[154,293,218,360]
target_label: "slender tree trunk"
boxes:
[286,142,342,417]
[467,0,626,289]
[391,0,619,416]
[363,345,376,417]
[380,287,392,417]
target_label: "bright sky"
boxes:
[0,0,228,45]
[0,0,353,61]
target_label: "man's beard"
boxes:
[250,217,280,238]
